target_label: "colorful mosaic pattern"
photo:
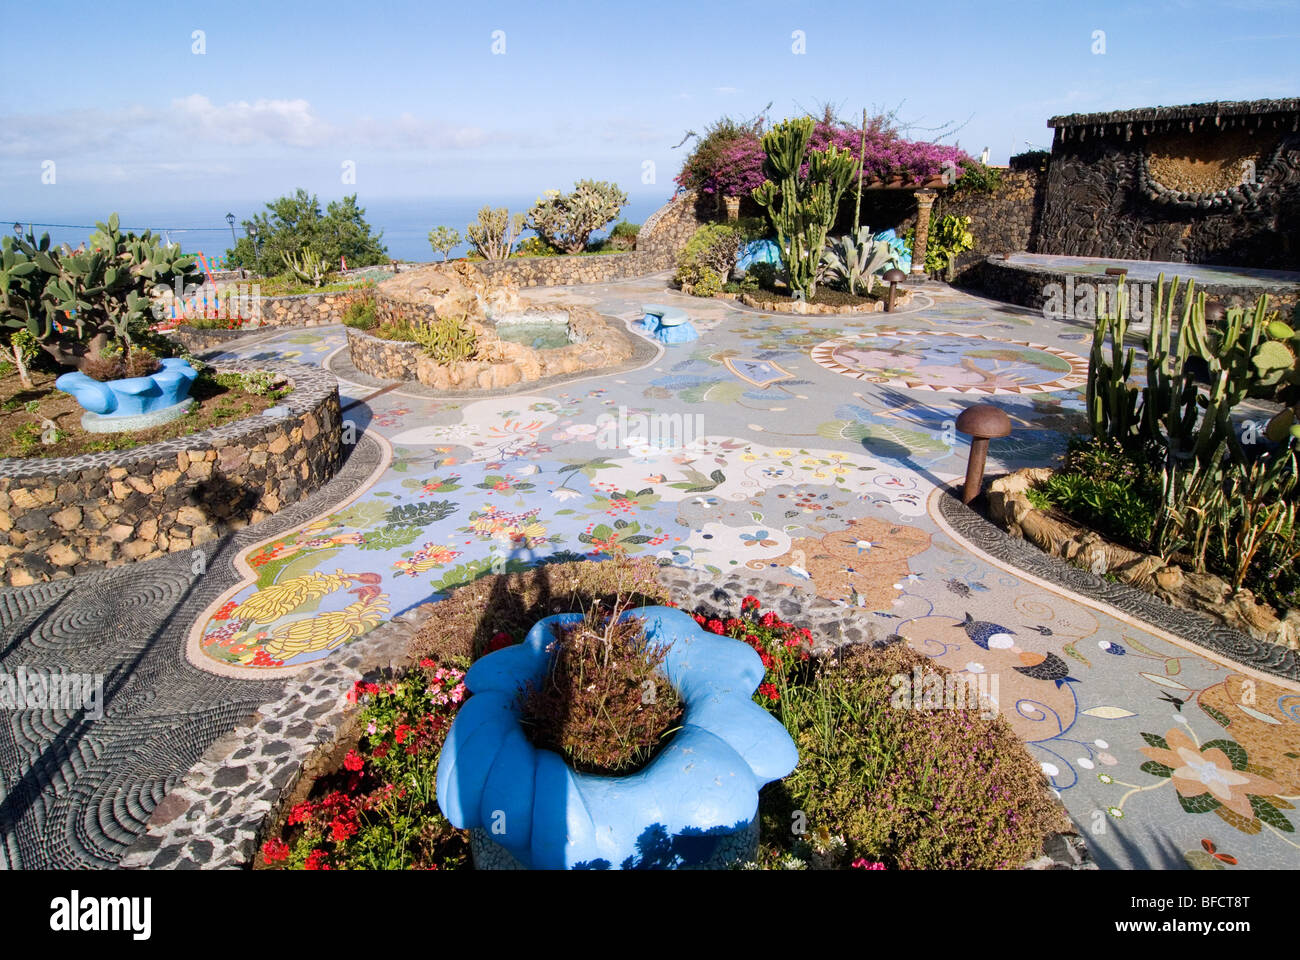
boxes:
[810,330,1090,395]
[183,281,1300,870]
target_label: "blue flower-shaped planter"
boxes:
[56,358,199,432]
[436,606,798,869]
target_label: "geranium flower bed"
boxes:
[259,660,470,870]
[257,561,1066,870]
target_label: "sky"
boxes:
[1,0,1297,247]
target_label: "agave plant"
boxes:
[818,227,898,296]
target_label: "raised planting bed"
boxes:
[987,468,1300,651]
[345,303,636,391]
[734,283,914,315]
[0,360,341,585]
[122,558,1091,871]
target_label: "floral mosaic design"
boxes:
[811,330,1090,395]
[189,274,1300,869]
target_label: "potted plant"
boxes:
[436,604,797,869]
[1,215,201,429]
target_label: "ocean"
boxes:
[8,194,674,266]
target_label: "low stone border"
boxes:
[987,468,1300,650]
[344,326,420,381]
[121,564,1090,870]
[167,325,264,353]
[344,304,638,391]
[0,361,342,585]
[735,288,913,315]
[936,484,1300,681]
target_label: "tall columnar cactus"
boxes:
[1085,277,1140,445]
[281,247,330,287]
[752,116,858,300]
[0,214,196,370]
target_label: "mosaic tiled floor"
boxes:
[5,274,1300,869]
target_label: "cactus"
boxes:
[1,214,196,370]
[466,207,526,262]
[528,181,628,255]
[281,247,330,287]
[415,313,478,364]
[751,116,858,300]
[818,226,897,297]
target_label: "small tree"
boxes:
[466,206,525,261]
[752,116,858,300]
[528,180,628,255]
[427,225,461,261]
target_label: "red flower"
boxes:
[373,743,389,759]
[261,838,290,863]
[394,724,412,744]
[759,683,779,702]
[304,850,329,870]
[330,815,358,843]
[487,632,513,653]
[761,611,779,628]
[706,619,725,635]
[287,802,314,826]
[419,657,436,669]
[343,750,364,772]
[852,858,887,870]
[741,595,760,611]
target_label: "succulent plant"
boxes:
[281,247,330,287]
[752,115,858,300]
[818,227,898,296]
[1,214,197,370]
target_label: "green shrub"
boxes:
[692,269,724,298]
[514,236,561,258]
[953,162,1003,193]
[608,220,640,249]
[224,190,388,277]
[1024,436,1161,551]
[705,596,1062,870]
[674,223,742,293]
[341,298,377,330]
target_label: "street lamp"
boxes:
[12,222,22,238]
[225,212,237,249]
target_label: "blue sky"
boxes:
[2,0,1297,232]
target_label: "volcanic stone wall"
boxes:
[1037,99,1300,270]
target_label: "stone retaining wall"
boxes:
[255,289,371,327]
[0,361,342,586]
[345,326,421,381]
[934,164,1049,284]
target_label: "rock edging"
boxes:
[0,361,341,585]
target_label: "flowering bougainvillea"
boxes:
[676,118,973,196]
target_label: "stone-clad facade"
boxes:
[0,362,342,585]
[1038,99,1300,269]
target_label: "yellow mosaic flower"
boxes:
[232,570,354,624]
[262,590,389,660]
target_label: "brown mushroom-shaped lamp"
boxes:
[883,268,907,312]
[955,404,1012,504]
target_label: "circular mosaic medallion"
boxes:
[810,329,1090,395]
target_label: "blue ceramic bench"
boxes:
[640,303,698,344]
